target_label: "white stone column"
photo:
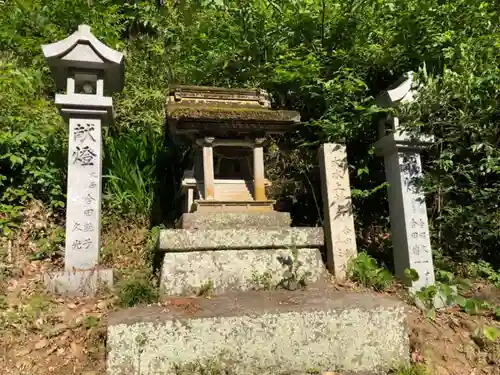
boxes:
[375,132,435,291]
[319,143,357,280]
[253,138,266,201]
[202,137,215,200]
[65,118,103,271]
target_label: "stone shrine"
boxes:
[42,25,124,295]
[107,84,409,375]
[157,85,326,295]
[168,85,299,219]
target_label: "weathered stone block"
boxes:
[107,288,409,375]
[177,212,291,229]
[44,268,113,296]
[160,248,326,295]
[157,227,324,251]
[319,143,357,281]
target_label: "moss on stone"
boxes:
[167,104,299,122]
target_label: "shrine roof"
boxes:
[166,85,301,135]
[168,103,299,122]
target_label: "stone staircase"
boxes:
[106,213,410,375]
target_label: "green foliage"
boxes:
[277,247,311,291]
[251,271,273,291]
[348,252,394,291]
[413,268,499,321]
[197,280,214,297]
[468,261,500,288]
[31,226,64,260]
[1,0,500,271]
[103,129,162,219]
[80,315,101,330]
[483,326,499,343]
[0,61,65,234]
[116,270,159,307]
[472,325,500,347]
[395,364,431,375]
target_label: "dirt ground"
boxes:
[0,204,499,375]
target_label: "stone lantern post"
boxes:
[42,24,124,295]
[374,72,436,292]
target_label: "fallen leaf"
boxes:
[67,302,77,309]
[70,341,84,358]
[35,338,48,350]
[15,348,31,357]
[45,346,57,355]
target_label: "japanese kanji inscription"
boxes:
[65,118,102,271]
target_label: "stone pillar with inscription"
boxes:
[319,142,358,280]
[375,72,436,292]
[41,25,124,295]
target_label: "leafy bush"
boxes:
[0,62,65,235]
[348,252,394,291]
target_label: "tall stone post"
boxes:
[42,24,124,295]
[375,72,436,292]
[319,142,358,280]
[253,138,267,201]
[201,137,215,200]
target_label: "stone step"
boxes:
[176,212,292,230]
[107,287,409,375]
[156,227,326,296]
[214,181,253,201]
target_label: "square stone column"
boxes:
[375,132,435,291]
[65,118,103,271]
[253,138,266,201]
[319,143,357,280]
[201,137,215,200]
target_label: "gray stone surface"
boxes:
[319,143,358,280]
[107,288,409,375]
[157,227,324,251]
[177,212,292,229]
[160,247,327,295]
[64,118,103,271]
[44,268,113,296]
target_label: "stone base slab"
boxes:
[107,287,409,375]
[176,212,291,229]
[160,248,327,296]
[157,227,324,251]
[44,268,113,296]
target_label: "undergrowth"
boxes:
[348,252,394,291]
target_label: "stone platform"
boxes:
[107,287,409,375]
[157,227,327,295]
